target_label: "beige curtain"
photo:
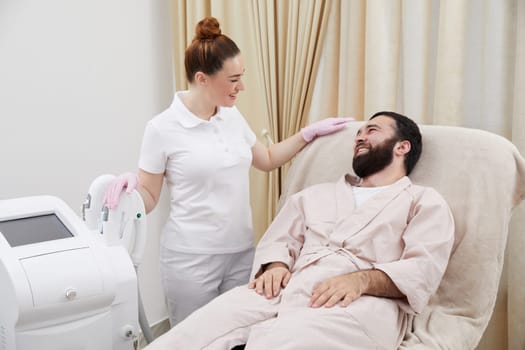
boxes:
[250,0,333,227]
[170,1,524,348]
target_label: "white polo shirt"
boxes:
[139,91,257,254]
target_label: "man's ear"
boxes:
[395,140,411,156]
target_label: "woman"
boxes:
[104,16,351,326]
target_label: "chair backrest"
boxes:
[279,122,525,349]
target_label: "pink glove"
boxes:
[103,172,139,209]
[300,117,354,142]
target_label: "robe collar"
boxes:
[332,174,412,244]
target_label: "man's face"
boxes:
[352,116,399,178]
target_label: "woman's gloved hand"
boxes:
[103,172,139,209]
[300,117,354,142]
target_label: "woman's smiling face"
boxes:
[207,54,245,107]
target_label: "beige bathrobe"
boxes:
[146,175,455,350]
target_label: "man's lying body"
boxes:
[144,111,455,350]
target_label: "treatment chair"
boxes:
[276,122,525,349]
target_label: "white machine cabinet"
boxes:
[0,195,138,350]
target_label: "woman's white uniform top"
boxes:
[138,91,257,254]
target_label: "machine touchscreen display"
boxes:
[0,213,74,247]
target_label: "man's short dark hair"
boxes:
[370,111,422,175]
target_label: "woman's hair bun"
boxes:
[195,16,221,40]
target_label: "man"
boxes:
[144,111,455,350]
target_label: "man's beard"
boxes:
[352,137,398,178]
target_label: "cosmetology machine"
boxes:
[0,175,152,350]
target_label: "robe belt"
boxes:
[333,247,373,270]
[300,245,373,271]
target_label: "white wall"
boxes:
[0,0,173,326]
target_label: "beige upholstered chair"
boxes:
[279,122,525,349]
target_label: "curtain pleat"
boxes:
[250,0,333,225]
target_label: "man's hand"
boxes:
[248,262,291,299]
[310,269,404,308]
[309,272,366,308]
